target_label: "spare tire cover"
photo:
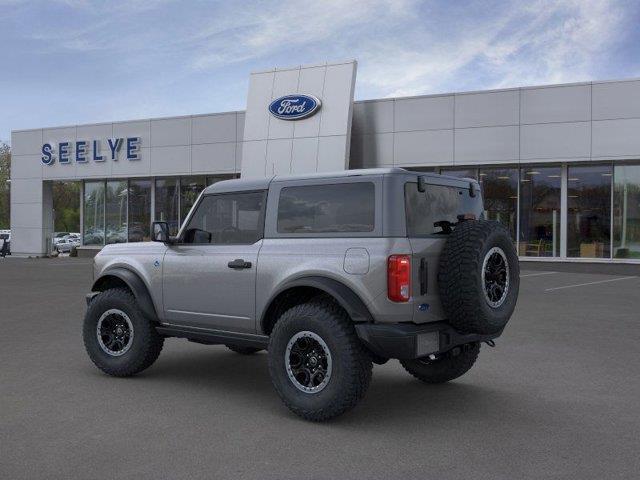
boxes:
[437,220,519,334]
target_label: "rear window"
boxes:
[277,182,375,234]
[405,182,480,236]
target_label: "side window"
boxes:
[182,191,265,245]
[277,182,375,234]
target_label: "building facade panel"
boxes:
[151,117,191,147]
[192,113,237,145]
[268,68,300,140]
[11,154,43,180]
[112,120,151,149]
[394,129,453,166]
[521,84,591,124]
[291,137,319,173]
[318,62,357,137]
[592,80,640,120]
[317,135,350,172]
[592,118,640,158]
[191,142,236,173]
[454,125,519,164]
[454,90,519,128]
[352,100,394,135]
[520,122,591,161]
[349,132,394,169]
[293,66,324,138]
[243,71,275,142]
[11,129,42,156]
[150,145,191,175]
[10,178,44,205]
[110,148,151,177]
[394,95,454,132]
[266,138,293,175]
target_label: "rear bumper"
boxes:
[354,321,501,360]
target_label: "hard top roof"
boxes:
[203,167,475,194]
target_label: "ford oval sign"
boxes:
[269,94,321,120]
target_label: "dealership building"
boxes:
[10,59,640,262]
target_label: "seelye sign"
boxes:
[268,94,321,120]
[41,137,141,165]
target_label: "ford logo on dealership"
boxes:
[268,94,321,120]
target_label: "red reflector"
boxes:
[388,255,411,302]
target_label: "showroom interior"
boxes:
[10,60,640,262]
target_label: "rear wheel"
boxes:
[400,343,480,384]
[83,288,164,377]
[268,300,372,421]
[226,345,262,355]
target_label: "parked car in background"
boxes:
[55,236,81,253]
[52,232,70,247]
[0,230,10,257]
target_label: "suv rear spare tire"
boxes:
[438,220,519,335]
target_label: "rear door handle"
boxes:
[228,258,252,269]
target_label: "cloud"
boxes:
[356,0,628,97]
[189,0,416,71]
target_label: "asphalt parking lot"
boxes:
[1,258,639,480]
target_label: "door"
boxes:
[404,179,483,323]
[162,190,267,333]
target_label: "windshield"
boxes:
[405,181,483,236]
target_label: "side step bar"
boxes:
[156,325,269,349]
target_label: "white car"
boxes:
[55,237,81,253]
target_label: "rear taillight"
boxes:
[388,255,411,302]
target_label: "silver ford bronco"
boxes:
[83,168,519,421]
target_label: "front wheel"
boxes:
[83,288,164,377]
[400,342,480,384]
[268,300,372,421]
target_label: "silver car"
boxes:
[83,168,520,421]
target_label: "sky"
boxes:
[1,0,639,144]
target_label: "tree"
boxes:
[0,142,10,229]
[53,181,80,232]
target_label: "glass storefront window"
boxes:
[83,181,105,245]
[105,180,128,244]
[180,176,206,222]
[613,165,640,259]
[128,179,152,242]
[479,168,518,240]
[567,165,612,258]
[440,168,478,179]
[155,178,180,236]
[519,167,561,257]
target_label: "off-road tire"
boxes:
[438,220,519,334]
[83,288,164,377]
[268,299,372,422]
[226,345,262,355]
[400,343,480,384]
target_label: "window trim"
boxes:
[175,189,268,246]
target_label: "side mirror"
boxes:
[152,221,170,243]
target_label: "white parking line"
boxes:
[521,272,557,278]
[545,276,637,292]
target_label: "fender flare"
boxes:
[260,276,374,330]
[92,267,158,321]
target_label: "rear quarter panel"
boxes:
[256,237,414,333]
